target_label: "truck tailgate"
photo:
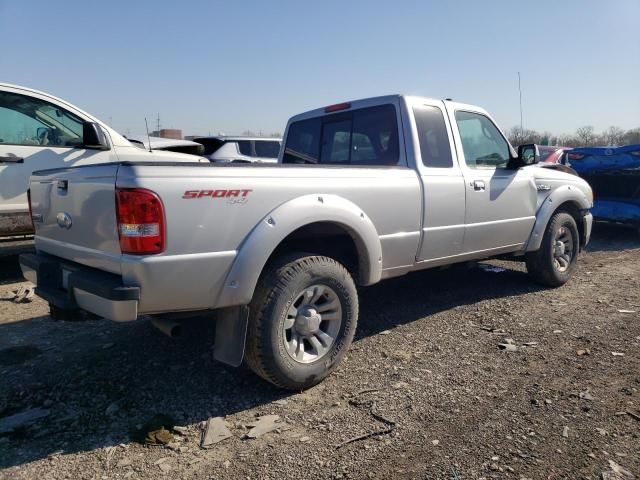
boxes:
[30,164,122,274]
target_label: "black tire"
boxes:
[526,211,579,287]
[245,254,358,390]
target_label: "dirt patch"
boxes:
[0,224,638,479]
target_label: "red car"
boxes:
[538,145,571,164]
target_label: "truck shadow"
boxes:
[0,247,33,286]
[0,258,546,469]
[355,261,539,340]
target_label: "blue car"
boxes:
[567,144,640,227]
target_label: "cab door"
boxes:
[0,87,113,233]
[448,109,537,254]
[411,100,465,261]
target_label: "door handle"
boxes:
[473,180,485,191]
[0,155,24,164]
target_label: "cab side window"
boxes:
[0,91,84,147]
[455,111,510,168]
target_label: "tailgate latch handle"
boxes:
[57,180,68,191]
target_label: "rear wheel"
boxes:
[526,211,579,287]
[245,254,358,390]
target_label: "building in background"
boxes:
[151,128,182,139]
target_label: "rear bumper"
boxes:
[19,253,140,322]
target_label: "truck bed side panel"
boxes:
[115,164,421,313]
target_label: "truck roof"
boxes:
[193,136,282,142]
[287,94,487,123]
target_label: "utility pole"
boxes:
[518,72,523,134]
[156,113,161,136]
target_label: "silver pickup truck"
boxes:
[20,95,593,389]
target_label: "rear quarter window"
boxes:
[413,106,453,168]
[283,104,399,166]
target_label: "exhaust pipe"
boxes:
[151,317,182,337]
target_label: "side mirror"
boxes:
[518,144,539,165]
[83,122,110,150]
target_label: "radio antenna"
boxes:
[144,117,152,153]
[518,72,524,134]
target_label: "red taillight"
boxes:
[324,102,351,113]
[27,189,34,229]
[567,153,585,161]
[116,188,165,254]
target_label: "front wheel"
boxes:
[526,211,579,287]
[245,254,358,390]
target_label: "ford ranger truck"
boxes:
[19,95,594,390]
[0,83,206,238]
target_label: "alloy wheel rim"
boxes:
[283,284,342,364]
[553,226,574,273]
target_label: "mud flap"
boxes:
[213,306,249,367]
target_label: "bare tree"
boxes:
[604,126,625,146]
[507,125,639,148]
[556,134,580,147]
[507,127,541,146]
[575,126,595,146]
[540,131,554,145]
[622,128,640,145]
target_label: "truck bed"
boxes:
[28,161,422,315]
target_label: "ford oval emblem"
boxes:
[56,212,73,229]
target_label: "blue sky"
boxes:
[1,0,638,136]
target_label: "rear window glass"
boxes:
[237,140,252,156]
[321,119,351,164]
[254,140,280,158]
[283,104,399,166]
[283,118,321,163]
[413,106,453,168]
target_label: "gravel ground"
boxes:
[0,224,638,479]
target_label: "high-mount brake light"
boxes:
[116,188,165,254]
[324,102,351,113]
